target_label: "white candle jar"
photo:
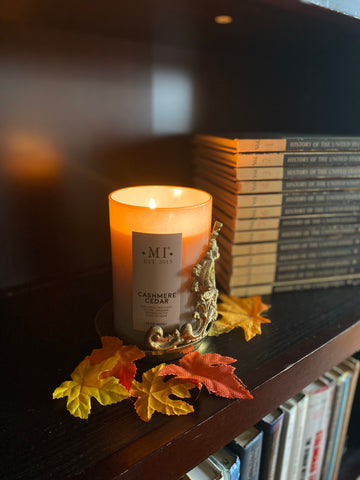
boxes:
[108,185,212,349]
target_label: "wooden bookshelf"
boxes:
[1,269,359,479]
[1,1,360,479]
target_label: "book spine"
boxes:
[288,394,310,480]
[331,358,360,480]
[229,218,360,234]
[196,149,360,168]
[281,202,360,216]
[212,194,360,218]
[224,223,360,244]
[225,246,360,267]
[279,214,360,228]
[221,235,360,257]
[195,135,360,152]
[273,275,360,293]
[235,178,360,194]
[228,165,360,181]
[215,202,360,219]
[276,404,297,480]
[210,448,241,480]
[282,190,360,205]
[309,380,334,480]
[224,256,360,279]
[322,372,351,480]
[224,264,360,287]
[217,274,360,297]
[223,213,360,232]
[282,178,360,191]
[283,152,360,165]
[197,166,360,193]
[285,137,360,151]
[257,414,284,480]
[228,432,263,480]
[231,190,360,208]
[298,383,330,480]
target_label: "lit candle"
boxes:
[108,185,212,348]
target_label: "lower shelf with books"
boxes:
[184,356,360,480]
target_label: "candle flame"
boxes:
[149,197,156,209]
[173,188,182,197]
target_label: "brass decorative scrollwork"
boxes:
[145,221,223,354]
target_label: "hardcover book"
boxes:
[216,268,360,297]
[194,134,360,153]
[218,260,360,288]
[218,234,360,258]
[257,409,284,480]
[194,145,360,167]
[219,239,360,268]
[186,458,223,480]
[227,426,263,480]
[297,378,334,480]
[210,447,240,480]
[285,393,309,480]
[331,357,360,480]
[321,366,352,480]
[275,400,298,480]
[196,159,360,181]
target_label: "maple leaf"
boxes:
[130,363,196,422]
[89,336,145,391]
[53,356,130,419]
[159,351,253,400]
[209,294,271,341]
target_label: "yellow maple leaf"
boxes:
[209,294,271,341]
[52,356,130,419]
[130,363,196,422]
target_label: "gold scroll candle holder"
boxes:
[145,220,222,356]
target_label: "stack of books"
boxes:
[184,356,359,480]
[194,133,360,296]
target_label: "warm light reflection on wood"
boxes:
[2,131,62,181]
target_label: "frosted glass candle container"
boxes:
[109,185,212,348]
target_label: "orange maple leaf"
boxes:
[130,363,196,422]
[159,351,253,400]
[89,336,145,391]
[209,294,271,341]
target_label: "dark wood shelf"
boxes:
[1,270,359,480]
[1,2,360,480]
[1,0,360,54]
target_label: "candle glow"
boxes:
[109,185,212,348]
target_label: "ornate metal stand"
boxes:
[145,221,223,354]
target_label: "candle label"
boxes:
[132,232,182,332]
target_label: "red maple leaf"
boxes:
[159,351,253,399]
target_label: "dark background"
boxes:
[1,0,360,290]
